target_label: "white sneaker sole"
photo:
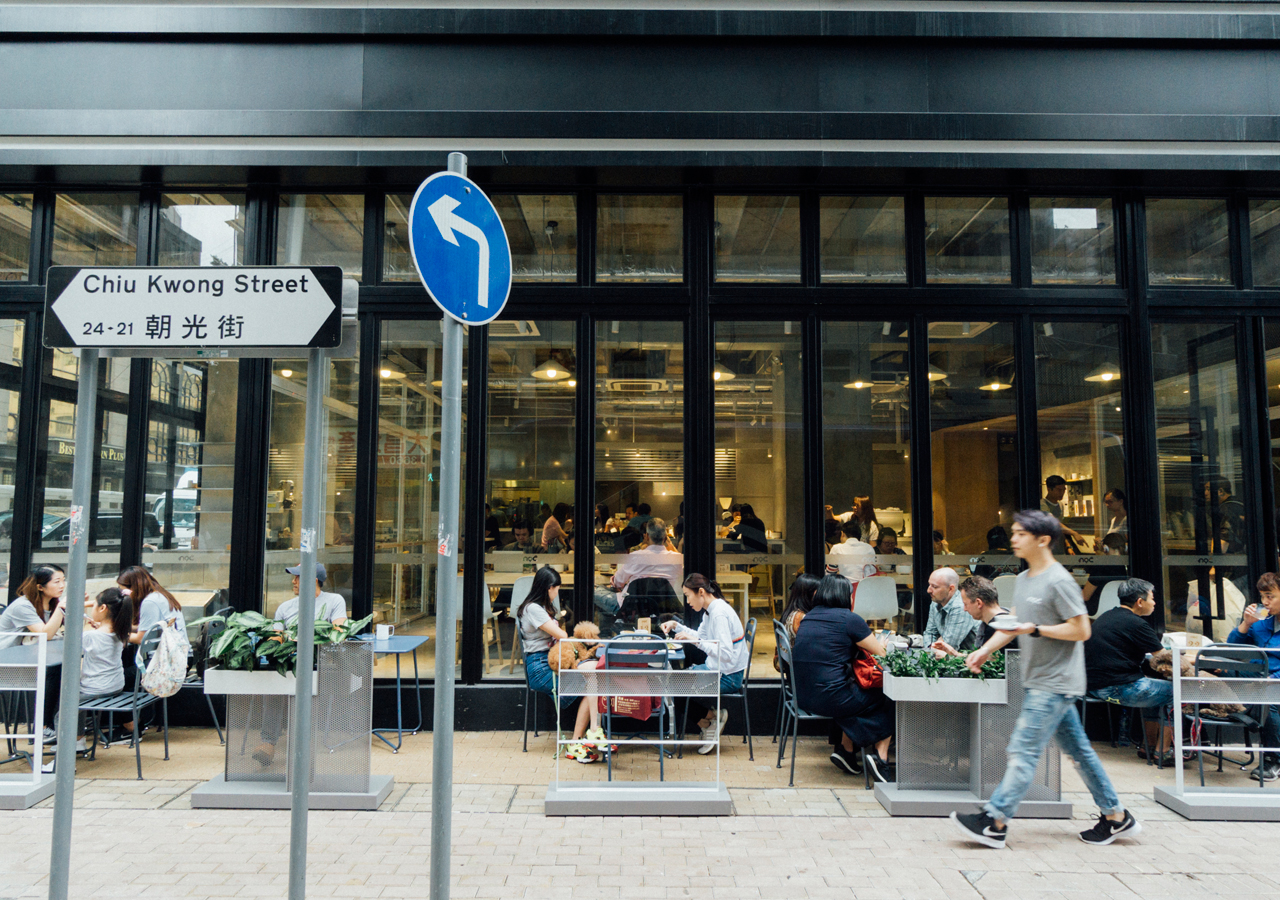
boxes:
[697,741,717,755]
[948,812,1007,849]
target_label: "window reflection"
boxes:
[277,193,364,281]
[925,197,1011,284]
[53,193,139,267]
[483,320,576,679]
[1030,198,1116,285]
[0,194,33,281]
[494,195,577,282]
[714,196,800,282]
[596,195,683,283]
[0,319,22,585]
[158,193,246,267]
[819,197,907,283]
[928,322,1019,565]
[1146,198,1231,287]
[1153,322,1246,639]
[1249,198,1280,286]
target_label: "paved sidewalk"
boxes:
[4,728,1278,898]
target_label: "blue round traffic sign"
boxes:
[408,172,512,325]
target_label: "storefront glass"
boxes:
[928,321,1019,569]
[1034,321,1128,611]
[262,347,360,618]
[1152,322,1246,638]
[714,321,802,677]
[1249,198,1280,287]
[596,195,683,283]
[0,319,22,590]
[141,359,238,600]
[818,197,907,283]
[822,321,914,625]
[157,193,246,267]
[924,197,1011,284]
[0,194,33,281]
[277,193,365,281]
[373,320,462,679]
[594,320,685,630]
[1146,198,1231,287]
[1029,198,1117,285]
[483,319,576,679]
[52,193,139,267]
[714,196,800,282]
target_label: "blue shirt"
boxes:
[1227,616,1280,678]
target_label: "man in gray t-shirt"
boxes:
[949,510,1140,850]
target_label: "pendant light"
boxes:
[1084,363,1121,383]
[532,359,571,381]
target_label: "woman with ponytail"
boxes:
[51,587,133,754]
[661,573,749,754]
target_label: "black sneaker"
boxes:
[829,746,863,776]
[865,754,896,784]
[1250,758,1280,783]
[1079,810,1141,845]
[949,811,1006,849]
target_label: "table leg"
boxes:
[372,652,406,753]
[409,649,424,734]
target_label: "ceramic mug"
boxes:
[376,623,395,640]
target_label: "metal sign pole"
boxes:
[48,348,98,900]
[429,150,468,900]
[287,345,327,900]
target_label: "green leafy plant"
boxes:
[191,611,374,675]
[877,648,1005,681]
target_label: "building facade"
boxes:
[2,2,1280,698]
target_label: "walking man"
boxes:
[950,509,1140,848]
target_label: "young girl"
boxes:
[51,587,133,755]
[517,566,608,762]
[0,565,69,651]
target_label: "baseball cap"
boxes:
[285,562,327,583]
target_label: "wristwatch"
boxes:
[1030,626,1041,639]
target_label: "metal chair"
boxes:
[603,632,671,781]
[1187,644,1270,787]
[78,624,170,780]
[1094,580,1123,617]
[506,576,535,674]
[771,618,787,746]
[181,604,232,744]
[852,576,898,629]
[774,621,832,787]
[678,618,757,760]
[993,574,1018,609]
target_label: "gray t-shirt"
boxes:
[274,591,348,625]
[518,602,554,653]
[0,597,44,650]
[1014,561,1088,696]
[80,628,125,695]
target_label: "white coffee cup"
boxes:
[376,623,395,640]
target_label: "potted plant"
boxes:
[879,648,1008,704]
[196,610,373,695]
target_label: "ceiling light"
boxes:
[844,378,870,389]
[567,379,577,387]
[532,360,571,381]
[1084,363,1121,383]
[979,380,1013,391]
[928,365,947,382]
[712,362,736,382]
[380,367,401,379]
[280,369,293,378]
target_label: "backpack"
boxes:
[142,621,188,698]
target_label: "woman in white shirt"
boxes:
[661,573,749,754]
[114,566,188,743]
[50,586,132,756]
[0,565,69,651]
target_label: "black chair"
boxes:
[774,621,832,787]
[771,618,786,746]
[603,632,671,781]
[183,603,231,744]
[679,617,757,760]
[1187,644,1270,787]
[78,624,170,780]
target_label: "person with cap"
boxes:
[275,562,347,625]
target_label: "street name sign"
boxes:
[43,265,343,349]
[408,171,512,325]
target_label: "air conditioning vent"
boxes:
[606,379,665,393]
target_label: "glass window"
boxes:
[32,356,134,579]
[1146,198,1231,287]
[1034,322,1128,611]
[714,321,802,679]
[1249,198,1280,287]
[822,321,914,629]
[1030,198,1116,285]
[277,194,365,281]
[483,320,576,679]
[928,322,1019,565]
[140,360,238,597]
[0,319,23,586]
[819,197,906,283]
[0,194,33,281]
[1154,323,1248,639]
[264,346,360,617]
[383,194,415,283]
[373,321,464,681]
[53,193,139,267]
[157,193,246,267]
[714,196,800,283]
[596,195,682,283]
[925,197,1010,284]
[593,320,685,628]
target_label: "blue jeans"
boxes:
[525,650,575,710]
[688,662,744,719]
[985,689,1123,823]
[1088,677,1173,722]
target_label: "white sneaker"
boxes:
[41,760,54,774]
[717,708,729,730]
[698,720,720,754]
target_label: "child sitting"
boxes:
[49,587,133,762]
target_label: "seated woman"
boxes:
[780,573,821,640]
[0,565,70,651]
[518,566,608,763]
[792,572,895,782]
[662,574,749,754]
[48,587,133,764]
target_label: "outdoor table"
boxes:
[0,638,64,766]
[355,633,430,752]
